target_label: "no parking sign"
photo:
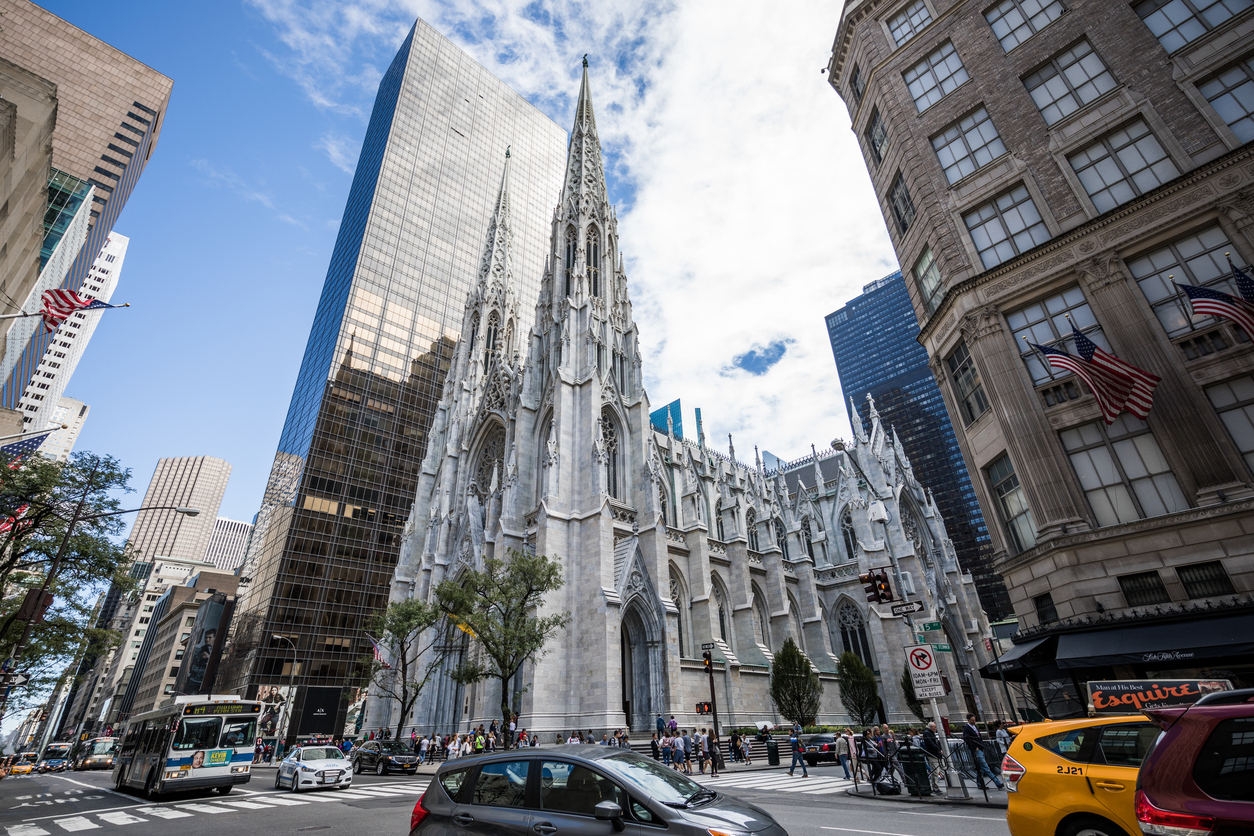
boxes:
[905,644,945,699]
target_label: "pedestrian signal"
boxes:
[695,701,712,715]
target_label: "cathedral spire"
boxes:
[476,149,514,297]
[560,57,609,212]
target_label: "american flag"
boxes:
[1030,342,1132,424]
[366,635,391,669]
[39,290,119,333]
[1177,282,1254,341]
[1071,327,1160,420]
[1,430,54,468]
[1229,257,1254,303]
[0,504,31,534]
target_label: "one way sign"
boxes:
[3,672,30,687]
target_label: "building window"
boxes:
[753,593,770,648]
[850,64,866,108]
[988,454,1037,553]
[837,600,876,668]
[1008,285,1106,385]
[889,0,933,45]
[904,41,970,112]
[712,582,729,644]
[865,108,889,166]
[563,227,576,298]
[1060,415,1188,527]
[931,106,1007,184]
[1067,120,1179,213]
[801,518,815,558]
[747,509,760,550]
[1134,0,1252,53]
[963,184,1051,269]
[1198,56,1254,143]
[1034,593,1059,624]
[985,0,1066,51]
[1206,374,1254,474]
[948,341,990,423]
[600,410,619,499]
[889,174,917,233]
[840,508,858,560]
[775,517,789,559]
[586,225,600,297]
[1024,40,1117,125]
[915,246,945,313]
[716,503,726,541]
[1126,225,1239,337]
[1176,561,1236,598]
[1118,570,1172,607]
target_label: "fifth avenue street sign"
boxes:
[891,600,925,616]
[905,644,946,699]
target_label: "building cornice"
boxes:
[919,142,1254,346]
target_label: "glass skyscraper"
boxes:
[222,19,567,734]
[827,272,1010,618]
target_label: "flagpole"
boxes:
[0,425,67,444]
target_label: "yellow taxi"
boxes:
[9,754,37,775]
[1001,714,1160,836]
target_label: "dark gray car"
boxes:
[409,744,787,835]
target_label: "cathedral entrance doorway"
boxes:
[620,601,658,732]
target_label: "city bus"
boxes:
[114,695,261,797]
[73,737,119,770]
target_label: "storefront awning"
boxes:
[1055,612,1254,669]
[980,636,1052,678]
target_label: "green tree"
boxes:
[837,652,879,726]
[0,452,134,719]
[900,666,925,721]
[769,638,822,727]
[358,598,445,740]
[433,549,570,748]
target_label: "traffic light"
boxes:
[702,651,712,673]
[860,573,879,603]
[874,572,895,602]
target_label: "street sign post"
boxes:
[922,621,942,631]
[905,644,946,699]
[890,600,925,616]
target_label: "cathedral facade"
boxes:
[380,63,998,737]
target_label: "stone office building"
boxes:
[827,0,1254,714]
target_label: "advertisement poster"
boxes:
[343,687,366,738]
[1087,678,1232,712]
[298,686,342,736]
[257,684,292,738]
[174,593,234,695]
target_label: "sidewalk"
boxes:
[845,784,1008,809]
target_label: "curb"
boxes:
[844,788,1008,810]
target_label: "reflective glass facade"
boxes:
[826,273,1010,618]
[41,169,91,267]
[222,20,567,728]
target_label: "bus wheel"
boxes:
[217,784,233,796]
[114,770,126,792]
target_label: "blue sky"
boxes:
[46,0,897,530]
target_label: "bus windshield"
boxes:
[43,744,71,759]
[173,717,221,750]
[89,740,119,756]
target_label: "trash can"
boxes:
[897,745,932,797]
[766,739,780,766]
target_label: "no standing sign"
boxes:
[905,644,946,699]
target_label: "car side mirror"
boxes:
[593,800,625,832]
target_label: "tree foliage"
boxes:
[0,452,134,718]
[358,598,444,740]
[769,638,823,727]
[836,651,879,727]
[433,549,570,747]
[900,666,926,721]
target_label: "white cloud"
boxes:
[250,0,900,461]
[315,132,359,173]
[190,158,310,230]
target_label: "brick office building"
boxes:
[827,0,1254,716]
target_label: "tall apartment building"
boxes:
[19,233,125,429]
[0,0,172,411]
[223,18,567,732]
[828,0,1254,714]
[827,270,1008,617]
[39,397,89,462]
[127,456,231,564]
[203,517,253,571]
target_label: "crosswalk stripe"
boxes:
[325,792,374,799]
[216,801,270,810]
[250,797,307,806]
[51,819,97,833]
[131,808,192,819]
[94,814,144,826]
[292,793,337,801]
[172,804,232,814]
[8,825,51,836]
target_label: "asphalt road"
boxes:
[0,763,1011,836]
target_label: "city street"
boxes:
[0,763,1012,836]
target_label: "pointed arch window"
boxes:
[483,311,500,374]
[600,409,620,499]
[468,312,480,357]
[837,600,874,668]
[801,518,815,559]
[752,591,769,648]
[775,518,789,559]
[670,573,686,657]
[587,225,601,297]
[788,594,806,653]
[475,423,507,491]
[712,580,729,644]
[563,227,576,298]
[840,509,858,562]
[659,484,670,527]
[747,509,759,551]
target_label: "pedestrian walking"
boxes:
[706,729,719,777]
[786,727,809,777]
[668,715,678,735]
[650,733,660,760]
[836,730,852,780]
[963,715,1004,790]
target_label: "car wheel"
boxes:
[1060,816,1124,836]
[353,759,362,775]
[274,770,282,789]
[217,784,233,796]
[376,761,386,776]
[289,771,301,793]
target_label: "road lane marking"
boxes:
[290,794,337,802]
[94,814,144,826]
[250,797,307,806]
[902,812,1005,821]
[8,825,51,836]
[50,819,97,832]
[47,779,99,791]
[214,802,270,810]
[323,792,374,799]
[171,804,231,814]
[130,809,192,820]
[821,829,916,836]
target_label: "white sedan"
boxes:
[274,746,353,792]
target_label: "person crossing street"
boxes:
[787,726,809,777]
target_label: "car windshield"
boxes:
[379,741,411,754]
[301,747,344,761]
[598,751,704,806]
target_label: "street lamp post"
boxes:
[0,483,200,721]
[273,634,297,746]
